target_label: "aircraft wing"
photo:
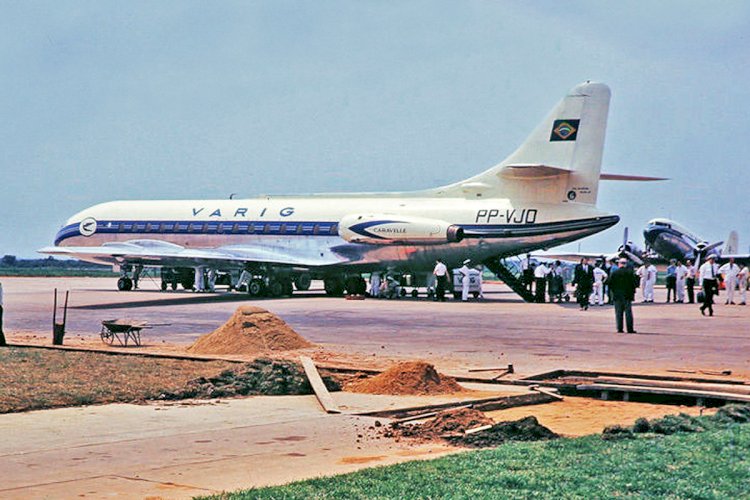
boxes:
[718,254,750,266]
[38,239,348,269]
[533,251,616,263]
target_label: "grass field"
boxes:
[0,347,236,413]
[216,422,750,499]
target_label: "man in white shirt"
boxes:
[675,260,688,303]
[592,263,608,306]
[459,259,472,302]
[433,259,448,302]
[636,264,647,302]
[369,272,381,298]
[698,255,719,316]
[719,257,741,305]
[738,265,749,305]
[645,262,658,302]
[534,262,550,303]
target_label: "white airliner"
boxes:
[40,81,658,298]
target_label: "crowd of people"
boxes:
[521,254,750,332]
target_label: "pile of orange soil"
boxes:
[188,306,313,355]
[345,361,465,395]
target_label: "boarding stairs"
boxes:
[483,256,536,302]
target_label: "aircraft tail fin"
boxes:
[438,82,611,204]
[724,230,739,255]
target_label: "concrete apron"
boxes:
[0,389,520,499]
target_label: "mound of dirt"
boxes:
[188,306,313,355]
[456,416,559,448]
[398,408,493,440]
[345,361,464,395]
[385,409,558,448]
[158,357,340,400]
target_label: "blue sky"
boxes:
[2,1,749,257]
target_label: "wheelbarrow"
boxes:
[100,319,152,346]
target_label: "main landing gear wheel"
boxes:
[117,277,133,291]
[324,278,345,297]
[267,280,284,297]
[294,274,311,291]
[247,279,264,297]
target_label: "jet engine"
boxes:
[338,214,464,245]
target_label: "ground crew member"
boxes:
[369,272,381,298]
[645,261,657,302]
[636,263,647,302]
[675,260,688,303]
[719,257,741,305]
[738,264,748,305]
[0,281,5,346]
[699,255,719,316]
[592,262,607,306]
[459,259,471,301]
[609,258,637,333]
[433,259,448,302]
[133,264,143,289]
[475,264,485,299]
[686,259,696,303]
[534,261,550,303]
[194,266,206,292]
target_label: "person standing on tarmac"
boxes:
[592,262,608,306]
[369,272,381,298]
[573,258,594,310]
[675,260,688,303]
[459,259,472,302]
[609,258,638,333]
[645,261,658,303]
[665,260,677,303]
[636,262,647,302]
[533,261,550,303]
[0,281,6,346]
[738,264,748,305]
[521,254,534,292]
[433,259,448,302]
[719,257,741,305]
[699,254,719,316]
[685,259,697,303]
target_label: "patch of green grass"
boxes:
[0,347,237,413]
[211,423,750,499]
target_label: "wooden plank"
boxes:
[576,383,750,403]
[529,385,564,400]
[300,356,341,414]
[593,376,750,395]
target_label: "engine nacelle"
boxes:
[339,214,464,245]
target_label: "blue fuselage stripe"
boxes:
[54,216,619,246]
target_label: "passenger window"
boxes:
[313,224,320,235]
[329,224,338,235]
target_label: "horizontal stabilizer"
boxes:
[599,173,668,181]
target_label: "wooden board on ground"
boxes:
[577,383,750,403]
[300,355,342,414]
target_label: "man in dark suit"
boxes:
[608,258,638,333]
[573,258,595,310]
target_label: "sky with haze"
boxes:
[2,1,749,257]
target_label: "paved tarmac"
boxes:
[4,276,749,377]
[2,276,749,498]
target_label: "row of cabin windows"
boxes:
[113,222,338,236]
